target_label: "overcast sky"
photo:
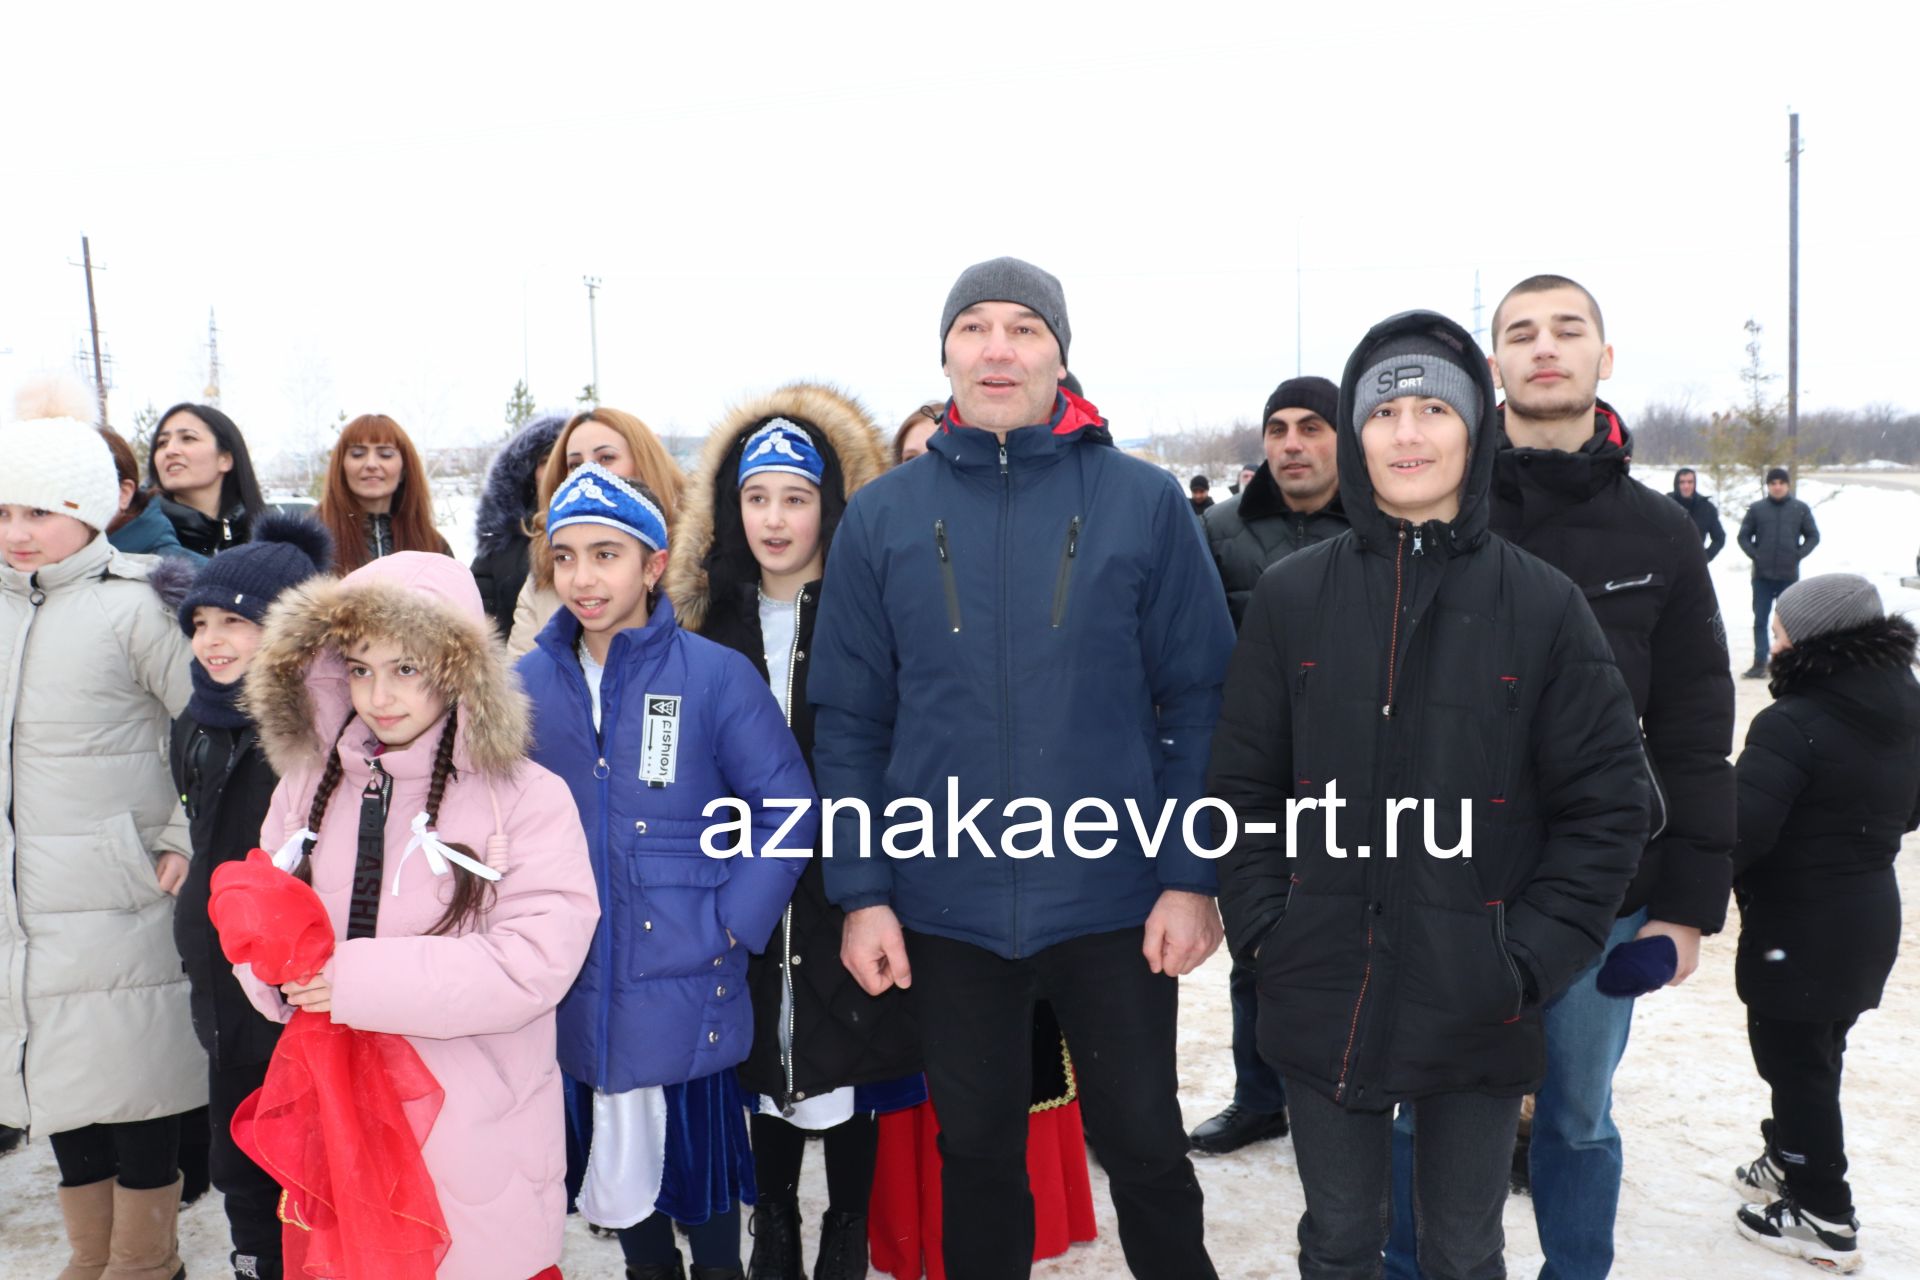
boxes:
[3,2,1912,463]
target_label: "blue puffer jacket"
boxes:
[519,596,814,1092]
[809,390,1236,959]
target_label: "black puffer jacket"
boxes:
[1732,616,1920,1020]
[1738,494,1820,581]
[1203,463,1348,629]
[1211,311,1649,1110]
[155,495,253,557]
[665,383,919,1110]
[1489,407,1735,933]
[170,717,283,1069]
[1669,470,1726,562]
[471,414,568,641]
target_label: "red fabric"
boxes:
[212,849,451,1279]
[943,388,1106,438]
[867,1098,1097,1280]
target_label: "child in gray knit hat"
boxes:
[1772,573,1883,652]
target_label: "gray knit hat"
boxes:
[1350,334,1484,444]
[939,257,1070,368]
[1776,573,1883,645]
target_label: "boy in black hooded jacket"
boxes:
[1212,311,1648,1278]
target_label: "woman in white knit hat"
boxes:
[0,374,204,1280]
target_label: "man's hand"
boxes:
[1142,889,1223,977]
[1635,918,1702,987]
[841,905,912,995]
[281,974,333,1014]
[155,852,188,896]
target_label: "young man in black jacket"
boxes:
[1190,375,1346,1156]
[1213,310,1647,1279]
[1738,468,1822,677]
[1386,275,1734,1280]
[1670,468,1726,562]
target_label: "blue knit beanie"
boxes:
[176,511,333,634]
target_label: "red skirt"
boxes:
[867,1098,1097,1280]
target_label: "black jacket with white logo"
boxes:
[1489,404,1736,934]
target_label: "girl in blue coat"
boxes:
[517,463,814,1280]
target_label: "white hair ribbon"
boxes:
[273,828,317,874]
[391,811,504,896]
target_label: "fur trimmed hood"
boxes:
[665,382,887,633]
[475,412,569,553]
[1768,614,1920,742]
[244,551,530,777]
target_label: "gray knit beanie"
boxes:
[939,257,1071,368]
[1776,573,1882,644]
[1350,334,1484,444]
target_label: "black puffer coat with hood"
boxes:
[664,382,920,1110]
[471,413,567,640]
[1211,311,1649,1110]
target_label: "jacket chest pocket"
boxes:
[626,849,730,982]
[1581,574,1666,648]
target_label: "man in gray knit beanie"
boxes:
[1774,573,1883,648]
[940,257,1070,369]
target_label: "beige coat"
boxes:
[506,575,562,659]
[0,534,203,1133]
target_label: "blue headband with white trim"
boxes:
[548,462,668,552]
[737,418,824,487]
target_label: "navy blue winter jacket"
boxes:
[519,596,814,1092]
[809,391,1237,959]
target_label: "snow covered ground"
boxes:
[3,475,1917,1278]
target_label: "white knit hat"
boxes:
[1,374,120,533]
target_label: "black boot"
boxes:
[747,1198,806,1280]
[691,1267,748,1280]
[0,1124,22,1157]
[628,1251,687,1280]
[813,1209,868,1280]
[1188,1102,1290,1155]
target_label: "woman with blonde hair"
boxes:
[316,413,451,575]
[506,405,685,657]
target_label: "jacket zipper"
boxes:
[933,520,962,633]
[1049,516,1081,628]
[778,590,803,1111]
[1383,523,1409,717]
[1636,739,1670,842]
[999,442,1020,955]
[1294,662,1316,787]
[568,647,617,1087]
[1491,676,1519,804]
[1491,900,1524,1021]
[1334,924,1374,1102]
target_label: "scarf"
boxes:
[188,660,253,730]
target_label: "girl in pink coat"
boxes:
[237,551,600,1279]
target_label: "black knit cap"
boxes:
[1263,376,1339,427]
[176,511,334,634]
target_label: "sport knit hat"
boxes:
[1776,573,1883,645]
[1349,334,1484,444]
[939,257,1071,369]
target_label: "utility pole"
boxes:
[80,236,109,427]
[583,276,602,403]
[1473,269,1486,347]
[1294,223,1303,378]
[204,308,222,405]
[1787,111,1802,485]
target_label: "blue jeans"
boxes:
[1230,957,1289,1113]
[1752,577,1792,668]
[1386,908,1648,1280]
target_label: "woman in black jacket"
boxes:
[146,403,267,556]
[664,382,919,1280]
[1729,574,1919,1274]
[166,511,331,1280]
[470,412,567,640]
[1211,311,1648,1279]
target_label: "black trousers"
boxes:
[906,926,1216,1280]
[48,1115,181,1190]
[210,1060,285,1274]
[1748,1010,1859,1221]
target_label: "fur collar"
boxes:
[1769,614,1919,697]
[665,382,887,633]
[474,412,568,552]
[244,573,530,777]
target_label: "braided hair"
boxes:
[299,706,495,936]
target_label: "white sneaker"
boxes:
[1733,1148,1790,1202]
[1735,1196,1863,1273]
